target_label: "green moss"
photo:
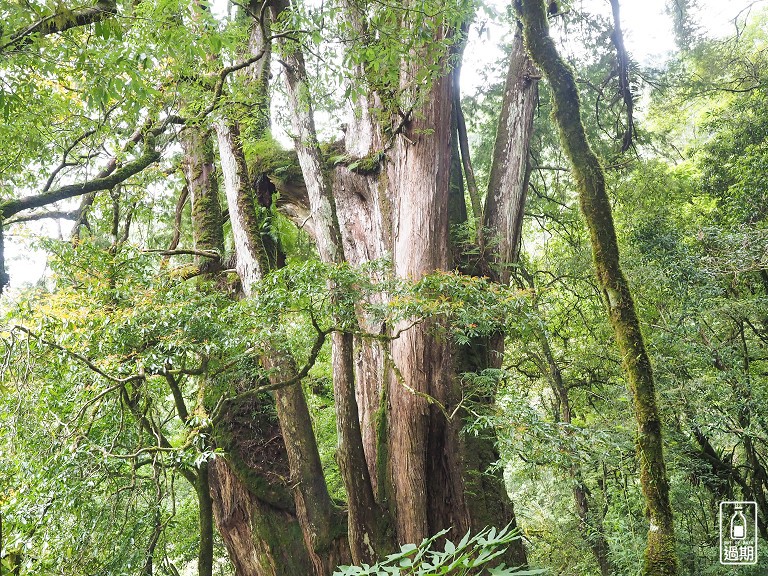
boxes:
[347,151,385,175]
[374,377,389,506]
[246,138,304,186]
[644,531,678,576]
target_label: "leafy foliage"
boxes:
[334,525,545,576]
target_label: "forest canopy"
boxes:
[1,1,767,575]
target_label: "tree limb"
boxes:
[0,1,118,54]
[1,143,160,219]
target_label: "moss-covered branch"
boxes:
[1,144,160,219]
[0,0,117,53]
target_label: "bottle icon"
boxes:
[731,505,747,540]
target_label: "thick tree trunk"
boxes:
[208,456,314,576]
[387,68,467,543]
[265,6,537,565]
[516,2,678,574]
[277,23,390,563]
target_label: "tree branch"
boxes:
[13,325,144,384]
[0,1,118,54]
[1,143,160,219]
[4,209,80,226]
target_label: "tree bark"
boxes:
[213,53,350,571]
[196,461,215,576]
[448,29,537,568]
[484,28,539,283]
[516,2,678,574]
[181,127,224,258]
[276,19,390,562]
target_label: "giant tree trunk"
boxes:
[268,2,538,565]
[516,2,678,574]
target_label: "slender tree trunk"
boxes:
[276,17,390,562]
[179,78,334,572]
[181,127,225,258]
[196,461,215,576]
[214,69,350,572]
[516,2,678,574]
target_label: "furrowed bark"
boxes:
[388,57,459,545]
[448,28,536,568]
[516,2,677,574]
[484,28,538,283]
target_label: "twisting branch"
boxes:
[210,320,331,425]
[42,129,98,193]
[13,325,144,384]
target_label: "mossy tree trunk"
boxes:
[515,2,678,574]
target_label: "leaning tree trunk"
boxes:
[516,2,678,574]
[451,28,538,569]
